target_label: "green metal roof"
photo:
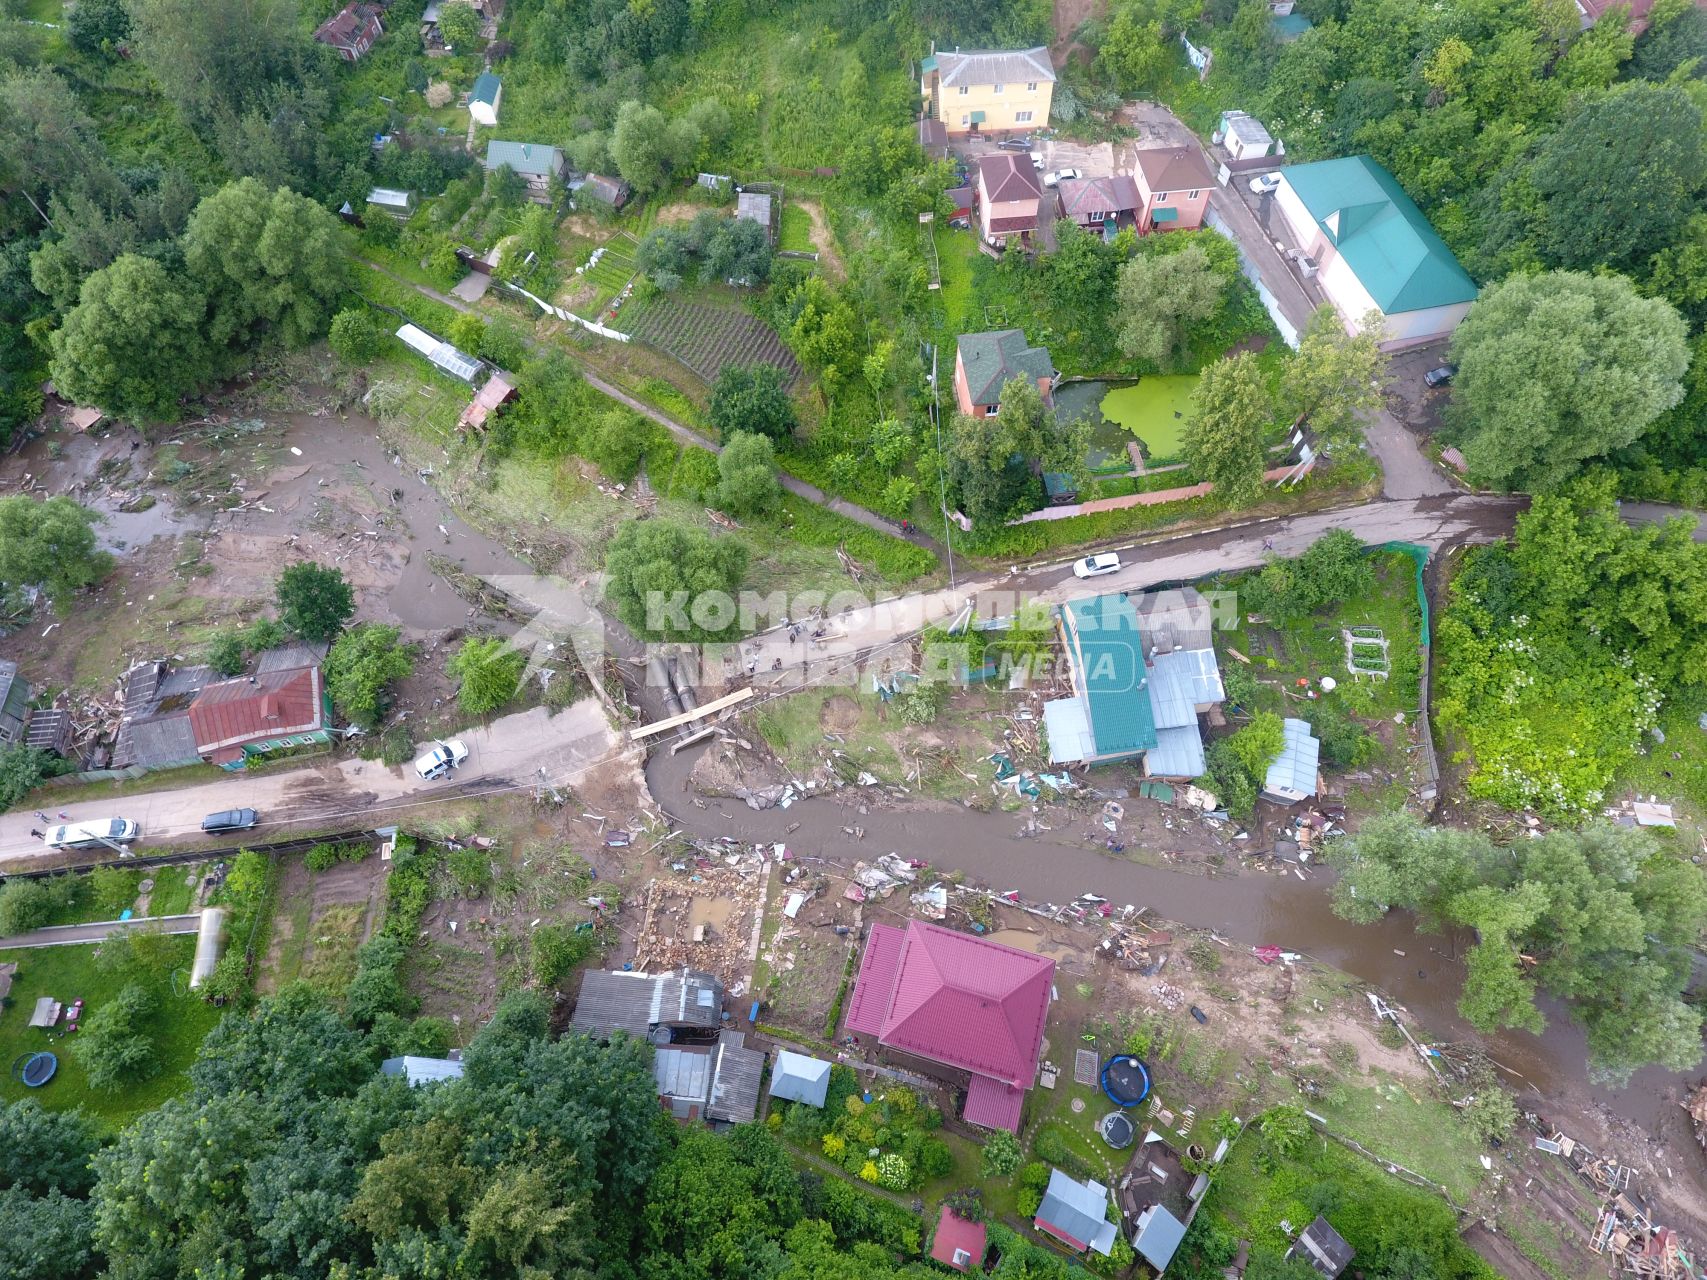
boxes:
[1279,156,1476,313]
[1271,12,1311,38]
[1062,595,1157,760]
[957,329,1053,407]
[471,72,500,106]
[483,139,561,176]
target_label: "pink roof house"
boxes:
[844,920,1054,1133]
[931,1204,989,1272]
[1132,146,1213,234]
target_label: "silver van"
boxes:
[43,818,140,849]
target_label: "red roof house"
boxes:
[974,153,1043,249]
[188,667,332,769]
[844,920,1054,1133]
[314,3,384,61]
[931,1205,988,1272]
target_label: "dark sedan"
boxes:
[201,808,259,834]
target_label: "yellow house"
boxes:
[921,47,1055,138]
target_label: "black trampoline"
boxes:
[1100,1054,1152,1107]
[1100,1111,1136,1149]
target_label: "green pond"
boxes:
[1052,375,1200,467]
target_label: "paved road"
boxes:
[0,915,202,950]
[363,263,933,551]
[737,494,1526,677]
[0,700,618,867]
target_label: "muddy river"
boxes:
[647,742,1690,1139]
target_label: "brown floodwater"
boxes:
[646,742,1695,1137]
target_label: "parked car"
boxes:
[201,808,258,834]
[1072,552,1122,579]
[997,137,1033,151]
[1249,172,1282,195]
[43,818,139,849]
[948,216,970,230]
[414,739,469,781]
[1043,167,1082,188]
[1423,363,1458,388]
[1030,150,1045,170]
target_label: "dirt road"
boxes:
[0,700,618,866]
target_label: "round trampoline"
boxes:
[1100,1054,1152,1107]
[12,1051,57,1087]
[1100,1111,1136,1149]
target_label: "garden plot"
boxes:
[559,232,642,322]
[1343,626,1390,679]
[623,299,801,385]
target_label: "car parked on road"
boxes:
[414,739,469,781]
[1043,167,1082,188]
[1424,363,1458,388]
[201,808,258,834]
[44,818,139,849]
[1072,552,1121,579]
[1249,172,1282,195]
[1030,150,1045,170]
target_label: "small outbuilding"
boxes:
[1218,110,1274,161]
[1262,717,1321,805]
[395,322,482,383]
[768,1050,832,1108]
[1035,1169,1119,1256]
[469,72,501,126]
[736,190,775,243]
[380,1055,466,1086]
[366,187,416,220]
[930,1205,987,1272]
[1288,1216,1354,1279]
[457,373,516,432]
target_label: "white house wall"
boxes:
[1273,181,1316,249]
[1375,300,1474,349]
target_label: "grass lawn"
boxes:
[1306,1066,1489,1203]
[779,203,814,254]
[0,939,222,1128]
[146,867,199,918]
[1101,376,1199,464]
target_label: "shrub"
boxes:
[531,923,597,988]
[329,308,384,364]
[77,982,160,1092]
[857,1160,880,1183]
[875,1152,910,1190]
[345,934,414,1027]
[916,1137,953,1179]
[822,1133,846,1159]
[448,636,525,716]
[90,866,141,918]
[448,847,492,896]
[0,877,74,935]
[980,1129,1022,1177]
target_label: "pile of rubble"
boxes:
[632,847,766,995]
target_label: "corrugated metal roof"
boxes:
[1146,724,1206,778]
[1147,649,1223,728]
[706,1031,764,1123]
[931,1207,988,1272]
[1264,717,1321,799]
[188,667,324,756]
[1037,1170,1119,1256]
[255,642,328,675]
[934,47,1055,88]
[484,140,562,176]
[653,1045,711,1106]
[570,969,724,1037]
[769,1050,832,1107]
[1062,595,1157,760]
[1135,1204,1188,1269]
[1223,112,1272,147]
[1278,156,1476,313]
[470,72,501,106]
[963,1075,1025,1132]
[1043,696,1096,765]
[844,922,905,1036]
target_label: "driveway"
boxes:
[0,699,619,866]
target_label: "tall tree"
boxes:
[1182,352,1272,505]
[602,519,749,642]
[324,624,415,730]
[610,101,681,195]
[0,495,111,604]
[714,432,782,516]
[126,0,308,128]
[275,561,355,643]
[946,376,1087,526]
[708,365,796,442]
[1115,243,1226,369]
[1280,306,1388,453]
[47,254,210,422]
[184,178,350,351]
[1447,270,1689,490]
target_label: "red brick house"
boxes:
[1132,146,1213,233]
[844,919,1054,1133]
[953,329,1053,417]
[315,3,384,61]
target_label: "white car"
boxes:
[44,818,140,849]
[1248,172,1282,195]
[1043,167,1082,188]
[1030,150,1045,170]
[1072,552,1121,579]
[414,739,469,781]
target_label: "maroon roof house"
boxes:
[974,153,1043,249]
[844,919,1054,1134]
[315,2,384,60]
[931,1204,988,1272]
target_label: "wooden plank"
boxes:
[628,687,754,742]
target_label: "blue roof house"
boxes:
[1043,591,1225,776]
[1272,155,1477,349]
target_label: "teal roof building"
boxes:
[1274,155,1478,347]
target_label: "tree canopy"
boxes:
[1447,271,1689,491]
[1183,352,1272,505]
[448,636,525,716]
[0,495,111,606]
[947,376,1087,527]
[1326,811,1707,1083]
[276,562,355,643]
[715,431,782,516]
[1115,242,1227,370]
[326,624,416,730]
[602,519,750,642]
[708,364,797,442]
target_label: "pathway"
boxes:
[0,914,202,950]
[363,263,941,552]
